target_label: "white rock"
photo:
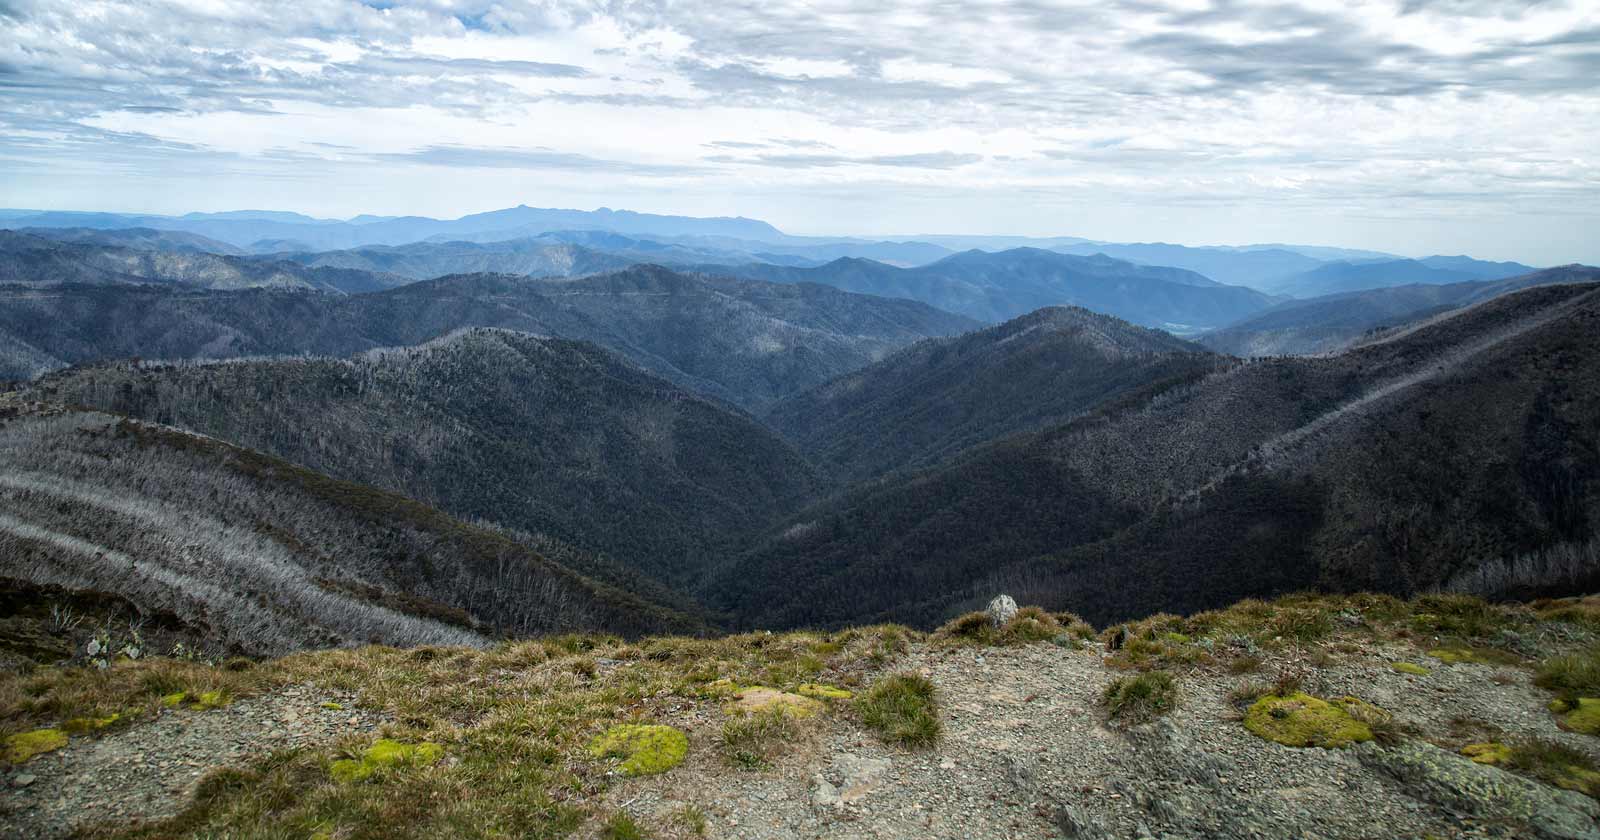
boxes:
[987,594,1019,628]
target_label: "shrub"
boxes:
[1101,671,1178,726]
[857,673,940,747]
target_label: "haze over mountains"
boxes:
[2,203,1596,651]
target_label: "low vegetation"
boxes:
[1101,670,1178,726]
[856,672,941,748]
[932,606,1094,647]
[1243,693,1384,749]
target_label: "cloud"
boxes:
[0,0,1596,262]
[374,144,708,175]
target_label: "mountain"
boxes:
[0,266,977,411]
[1198,265,1600,356]
[766,307,1223,481]
[30,329,827,586]
[707,248,1276,330]
[272,238,639,280]
[1051,242,1325,290]
[707,282,1600,630]
[19,226,245,255]
[4,205,788,251]
[0,230,407,294]
[1263,257,1539,298]
[0,402,703,657]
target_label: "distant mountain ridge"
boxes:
[1198,265,1600,356]
[704,247,1276,330]
[0,230,408,294]
[0,265,978,410]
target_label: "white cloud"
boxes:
[0,0,1597,263]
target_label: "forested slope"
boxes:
[0,404,704,656]
[710,283,1600,629]
[33,329,826,586]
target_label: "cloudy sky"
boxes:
[2,0,1597,262]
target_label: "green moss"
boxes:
[588,724,688,776]
[1243,693,1377,748]
[702,678,740,699]
[329,738,444,783]
[1427,647,1522,667]
[1462,742,1512,765]
[1391,662,1431,677]
[161,692,187,708]
[1551,697,1600,736]
[796,683,852,700]
[1162,632,1192,644]
[4,728,68,763]
[726,686,824,719]
[192,690,231,710]
[61,713,120,734]
[320,701,344,711]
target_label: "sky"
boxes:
[1,0,1598,263]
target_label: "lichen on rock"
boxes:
[588,724,688,776]
[1243,693,1378,748]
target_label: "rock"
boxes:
[828,754,892,803]
[986,594,1019,628]
[811,775,841,808]
[1054,804,1108,839]
[1356,741,1600,840]
[13,772,37,788]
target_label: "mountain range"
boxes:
[1,204,1595,652]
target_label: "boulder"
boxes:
[987,594,1019,628]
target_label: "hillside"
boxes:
[711,248,1276,330]
[18,227,245,255]
[272,238,637,279]
[0,402,702,658]
[709,283,1600,630]
[4,592,1599,840]
[0,231,406,294]
[31,329,825,586]
[1263,257,1539,298]
[1051,241,1324,289]
[766,307,1223,481]
[0,266,976,411]
[1198,266,1600,356]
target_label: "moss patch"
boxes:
[1244,693,1378,748]
[329,739,444,783]
[1391,662,1431,677]
[4,728,69,763]
[1549,697,1600,736]
[1428,647,1523,667]
[160,692,187,708]
[797,683,852,700]
[61,713,121,734]
[320,701,343,711]
[726,686,823,719]
[588,724,688,776]
[1462,742,1512,765]
[196,690,230,709]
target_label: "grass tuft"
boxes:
[1101,671,1178,726]
[857,673,940,748]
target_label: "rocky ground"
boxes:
[0,683,386,838]
[601,641,1600,839]
[3,610,1599,839]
